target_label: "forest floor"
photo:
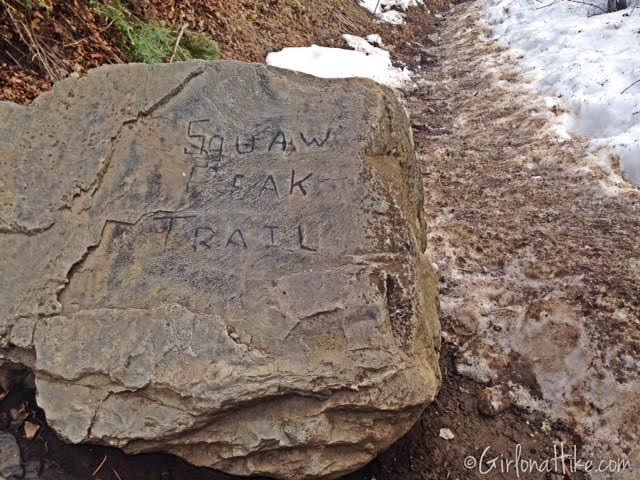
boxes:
[1,1,638,479]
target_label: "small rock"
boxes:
[23,421,40,440]
[0,432,23,479]
[439,427,455,440]
[478,385,512,416]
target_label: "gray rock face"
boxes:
[0,61,440,479]
[0,432,22,479]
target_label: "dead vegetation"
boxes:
[0,0,437,104]
[0,0,125,102]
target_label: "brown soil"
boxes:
[0,0,124,103]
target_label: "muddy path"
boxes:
[408,1,639,478]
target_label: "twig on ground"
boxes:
[535,0,561,8]
[1,0,68,81]
[91,454,107,477]
[621,78,640,94]
[169,23,189,63]
[3,48,23,68]
[535,0,608,12]
[565,0,609,12]
[63,19,114,47]
[21,23,67,80]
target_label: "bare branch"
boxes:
[535,0,608,13]
[1,0,68,81]
[621,78,640,94]
[170,23,189,63]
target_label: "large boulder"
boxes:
[0,61,440,479]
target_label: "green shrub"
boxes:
[90,0,220,64]
[24,0,53,11]
[180,31,220,61]
[129,22,175,63]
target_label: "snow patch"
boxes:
[366,33,384,46]
[266,35,412,89]
[358,0,424,25]
[484,0,640,187]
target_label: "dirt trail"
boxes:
[408,1,639,477]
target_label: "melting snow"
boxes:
[266,35,412,89]
[358,0,425,25]
[484,0,640,186]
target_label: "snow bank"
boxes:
[359,0,424,25]
[366,33,384,46]
[484,0,640,186]
[265,0,424,88]
[266,35,412,89]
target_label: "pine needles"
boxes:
[90,0,220,64]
